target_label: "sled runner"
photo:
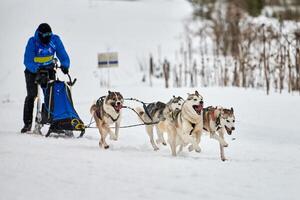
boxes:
[33,64,85,138]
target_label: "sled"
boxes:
[33,66,85,138]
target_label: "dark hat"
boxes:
[38,23,52,34]
[37,23,52,44]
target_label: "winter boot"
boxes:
[21,124,32,133]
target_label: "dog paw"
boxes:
[154,147,159,151]
[195,148,201,153]
[188,145,194,152]
[221,157,227,161]
[110,134,118,141]
[162,142,167,146]
[104,145,110,149]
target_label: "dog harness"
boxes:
[190,123,196,135]
[95,96,120,122]
[203,107,222,131]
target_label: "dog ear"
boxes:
[116,92,123,99]
[195,90,199,96]
[108,90,112,95]
[231,107,234,113]
[220,107,224,114]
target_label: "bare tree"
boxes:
[163,59,170,88]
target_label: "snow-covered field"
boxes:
[1,0,300,200]
[1,86,300,200]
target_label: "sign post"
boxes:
[97,52,119,88]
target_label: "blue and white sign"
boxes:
[98,52,119,68]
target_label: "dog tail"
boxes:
[90,103,97,115]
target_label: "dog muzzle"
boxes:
[225,126,232,135]
[113,102,123,113]
[193,103,203,115]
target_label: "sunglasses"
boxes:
[39,32,52,38]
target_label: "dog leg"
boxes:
[93,111,113,149]
[170,140,177,156]
[218,130,227,161]
[220,143,226,161]
[192,142,201,153]
[189,131,201,153]
[95,118,108,149]
[168,129,177,156]
[99,127,110,149]
[188,145,194,152]
[177,144,184,154]
[210,132,228,147]
[155,126,167,146]
[219,130,228,147]
[94,117,101,148]
[194,130,202,153]
[146,125,159,151]
[102,129,110,149]
[114,120,121,140]
[106,126,117,141]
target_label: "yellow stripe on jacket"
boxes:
[34,55,54,63]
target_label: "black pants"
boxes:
[23,69,55,125]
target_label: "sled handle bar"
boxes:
[67,73,77,86]
[54,66,77,86]
[53,60,77,86]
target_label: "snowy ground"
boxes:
[1,0,300,200]
[1,86,300,200]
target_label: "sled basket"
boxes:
[42,80,85,132]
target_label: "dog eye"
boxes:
[194,99,197,101]
[226,120,230,123]
[233,120,235,122]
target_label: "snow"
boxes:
[0,0,300,200]
[1,86,300,200]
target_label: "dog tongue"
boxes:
[115,104,122,111]
[195,104,203,112]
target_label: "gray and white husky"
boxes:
[166,91,204,156]
[135,96,184,151]
[90,91,124,149]
[202,106,236,161]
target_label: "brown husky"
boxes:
[90,91,124,149]
[203,106,235,161]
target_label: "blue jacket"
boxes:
[24,30,70,73]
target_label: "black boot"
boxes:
[21,124,32,133]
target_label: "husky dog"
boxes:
[135,96,184,151]
[166,91,204,156]
[90,91,124,149]
[203,106,235,161]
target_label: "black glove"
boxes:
[61,66,69,74]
